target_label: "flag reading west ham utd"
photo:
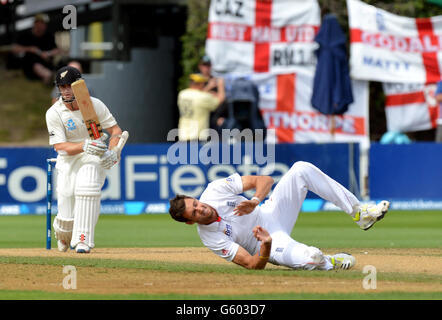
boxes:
[206,0,321,74]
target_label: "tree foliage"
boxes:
[179,0,210,91]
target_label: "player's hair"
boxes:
[169,194,193,223]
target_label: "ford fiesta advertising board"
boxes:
[0,143,358,215]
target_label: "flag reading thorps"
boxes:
[222,71,369,145]
[348,0,442,84]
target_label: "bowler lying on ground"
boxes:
[169,161,390,270]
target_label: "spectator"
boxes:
[197,55,227,130]
[212,77,267,142]
[177,73,225,141]
[198,56,211,75]
[11,13,61,84]
[435,80,442,142]
[198,55,220,93]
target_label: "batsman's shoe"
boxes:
[353,200,390,231]
[57,240,69,252]
[328,253,356,270]
[75,242,91,254]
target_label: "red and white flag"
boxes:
[225,70,369,144]
[209,0,369,144]
[348,0,442,84]
[383,83,439,132]
[206,0,320,74]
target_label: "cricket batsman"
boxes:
[45,65,126,253]
[169,161,390,270]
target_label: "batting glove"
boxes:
[100,149,119,169]
[83,139,108,157]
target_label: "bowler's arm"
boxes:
[233,175,274,216]
[241,175,274,200]
[232,226,272,270]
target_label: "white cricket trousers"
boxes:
[259,161,360,270]
[53,155,106,249]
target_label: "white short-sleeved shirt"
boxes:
[197,173,263,262]
[45,97,117,146]
[45,97,118,196]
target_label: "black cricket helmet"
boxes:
[55,66,82,86]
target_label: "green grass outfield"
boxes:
[0,210,441,301]
[1,210,441,249]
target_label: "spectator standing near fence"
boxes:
[177,73,225,141]
[198,55,225,95]
[197,55,228,131]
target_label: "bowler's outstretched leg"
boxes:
[265,161,389,233]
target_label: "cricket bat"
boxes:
[71,79,103,140]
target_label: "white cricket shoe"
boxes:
[75,242,91,254]
[57,240,69,252]
[328,253,356,270]
[353,200,390,231]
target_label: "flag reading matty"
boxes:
[206,0,320,74]
[347,0,442,84]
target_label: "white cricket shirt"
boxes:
[197,173,263,262]
[46,97,117,146]
[45,97,118,196]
